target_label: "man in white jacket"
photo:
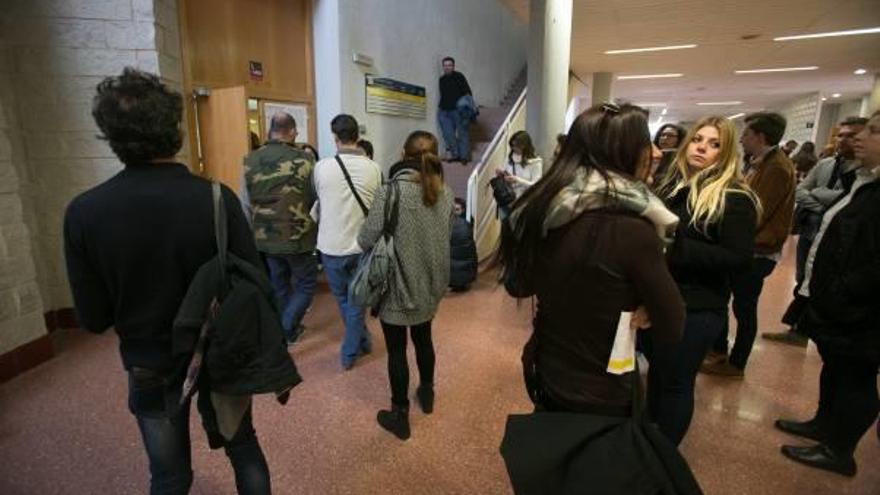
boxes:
[313,114,383,369]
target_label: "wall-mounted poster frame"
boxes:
[365,75,426,119]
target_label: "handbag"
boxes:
[500,329,703,495]
[489,175,517,209]
[348,181,400,309]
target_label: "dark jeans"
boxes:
[813,346,880,456]
[713,257,777,369]
[128,369,270,495]
[643,310,724,445]
[322,253,371,366]
[437,108,470,160]
[380,320,435,407]
[265,252,318,340]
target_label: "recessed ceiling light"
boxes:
[697,101,743,106]
[604,44,697,55]
[854,68,867,75]
[832,93,842,98]
[617,73,683,80]
[774,27,880,41]
[728,113,745,119]
[735,67,819,74]
[821,97,828,101]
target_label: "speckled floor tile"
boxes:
[0,239,877,494]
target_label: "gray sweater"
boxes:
[796,156,859,213]
[358,169,454,326]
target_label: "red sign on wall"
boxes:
[249,61,263,81]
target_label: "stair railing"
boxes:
[465,87,527,262]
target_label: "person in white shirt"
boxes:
[313,114,383,370]
[496,130,544,200]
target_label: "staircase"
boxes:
[444,67,527,199]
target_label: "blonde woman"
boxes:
[643,116,762,445]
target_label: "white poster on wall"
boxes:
[262,101,310,143]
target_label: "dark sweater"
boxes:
[438,71,472,111]
[63,163,260,371]
[531,211,685,414]
[665,188,758,312]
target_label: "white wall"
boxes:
[313,0,343,161]
[837,99,864,120]
[315,0,527,170]
[0,0,185,322]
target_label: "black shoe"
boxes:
[774,418,824,442]
[416,385,434,414]
[780,444,856,477]
[377,405,410,440]
[762,330,808,347]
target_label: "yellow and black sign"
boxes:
[365,75,426,119]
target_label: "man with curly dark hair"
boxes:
[64,68,272,494]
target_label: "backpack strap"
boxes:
[335,155,369,216]
[212,182,228,296]
[383,180,401,238]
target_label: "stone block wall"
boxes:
[774,92,822,146]
[0,0,185,368]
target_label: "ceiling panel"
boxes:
[499,0,880,121]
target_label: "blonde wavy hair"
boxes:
[655,116,762,234]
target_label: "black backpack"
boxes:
[173,182,302,403]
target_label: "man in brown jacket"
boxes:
[704,112,796,377]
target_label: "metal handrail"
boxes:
[466,87,527,223]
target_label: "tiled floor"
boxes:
[0,239,877,494]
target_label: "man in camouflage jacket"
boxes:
[242,112,317,344]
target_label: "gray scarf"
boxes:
[512,168,679,244]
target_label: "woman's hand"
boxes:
[631,306,651,330]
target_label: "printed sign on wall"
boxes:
[365,75,426,119]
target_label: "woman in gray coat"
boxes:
[358,130,454,440]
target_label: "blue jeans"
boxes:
[321,253,371,366]
[643,310,724,445]
[437,108,470,160]
[128,369,270,495]
[265,252,318,340]
[713,257,777,368]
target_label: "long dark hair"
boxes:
[653,123,686,149]
[501,103,650,294]
[402,130,444,206]
[509,130,537,166]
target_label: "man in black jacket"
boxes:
[437,56,474,163]
[775,110,880,477]
[64,68,272,494]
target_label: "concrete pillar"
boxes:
[591,72,613,106]
[867,73,880,116]
[526,0,573,162]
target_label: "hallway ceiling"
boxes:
[499,0,880,122]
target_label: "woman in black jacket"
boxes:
[775,110,880,477]
[647,116,761,445]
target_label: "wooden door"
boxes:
[198,86,249,192]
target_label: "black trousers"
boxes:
[814,345,880,456]
[381,320,435,407]
[713,257,776,369]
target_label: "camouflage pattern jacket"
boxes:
[243,140,316,255]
